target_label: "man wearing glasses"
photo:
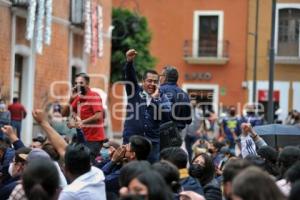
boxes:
[123,49,171,163]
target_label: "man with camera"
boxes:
[63,73,105,160]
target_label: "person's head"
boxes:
[22,158,59,200]
[64,143,91,181]
[244,155,265,170]
[127,170,173,200]
[208,140,224,155]
[119,160,152,188]
[257,146,279,177]
[142,70,159,95]
[189,153,215,186]
[152,161,180,193]
[74,73,90,95]
[222,159,252,200]
[125,136,152,161]
[13,97,19,103]
[42,143,60,161]
[9,147,31,178]
[229,106,236,117]
[160,65,179,84]
[289,180,300,200]
[278,146,300,179]
[160,147,188,169]
[31,136,47,149]
[232,167,285,200]
[285,161,300,185]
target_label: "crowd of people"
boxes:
[0,49,300,200]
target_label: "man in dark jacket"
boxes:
[123,49,171,163]
[159,66,192,150]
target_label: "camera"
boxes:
[73,86,87,95]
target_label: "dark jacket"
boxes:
[203,179,222,200]
[101,161,122,196]
[0,176,19,200]
[180,176,204,195]
[160,82,192,130]
[123,61,171,143]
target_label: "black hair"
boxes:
[133,170,173,200]
[160,147,187,169]
[190,153,215,186]
[232,167,285,200]
[42,143,60,161]
[257,146,279,177]
[289,180,300,200]
[22,158,59,200]
[142,70,158,80]
[245,155,266,170]
[163,65,178,83]
[129,135,152,160]
[152,161,180,193]
[119,160,152,187]
[285,161,300,185]
[75,72,90,84]
[222,159,252,183]
[32,136,47,144]
[278,146,300,179]
[13,97,18,103]
[64,143,91,176]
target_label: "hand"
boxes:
[151,85,160,99]
[111,146,126,163]
[74,120,83,129]
[241,123,252,135]
[126,49,138,62]
[1,125,18,142]
[32,109,48,125]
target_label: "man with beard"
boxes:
[122,49,171,163]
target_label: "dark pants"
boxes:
[11,120,22,138]
[86,141,103,163]
[185,134,199,163]
[147,142,160,164]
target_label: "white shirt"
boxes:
[240,135,257,158]
[59,166,106,200]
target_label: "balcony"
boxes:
[183,40,229,65]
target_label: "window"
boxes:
[13,55,23,100]
[278,8,300,57]
[193,11,224,57]
[71,66,83,85]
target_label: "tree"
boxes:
[110,8,156,83]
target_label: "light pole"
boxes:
[267,0,276,124]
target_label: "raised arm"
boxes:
[123,49,139,97]
[32,109,67,157]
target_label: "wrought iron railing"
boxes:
[183,40,229,58]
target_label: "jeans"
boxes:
[11,120,22,138]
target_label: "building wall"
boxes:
[247,0,300,119]
[0,0,112,144]
[0,3,12,100]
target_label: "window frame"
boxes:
[275,3,300,58]
[193,10,224,58]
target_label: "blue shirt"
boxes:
[123,61,171,143]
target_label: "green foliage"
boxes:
[110,8,156,83]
